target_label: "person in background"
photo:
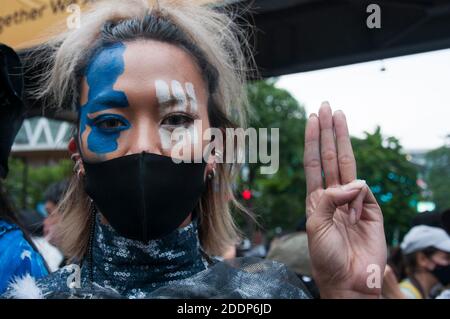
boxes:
[42,180,69,248]
[266,217,320,298]
[383,210,450,299]
[399,225,450,298]
[441,209,450,235]
[220,244,236,260]
[30,181,68,272]
[244,230,267,258]
[0,43,48,295]
[411,209,450,234]
[435,209,450,298]
[382,264,406,299]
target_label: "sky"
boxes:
[277,48,450,151]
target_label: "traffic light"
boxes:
[242,189,252,200]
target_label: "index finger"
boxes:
[304,113,323,194]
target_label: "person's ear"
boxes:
[68,137,78,155]
[68,137,85,178]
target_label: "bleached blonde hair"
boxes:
[31,0,254,261]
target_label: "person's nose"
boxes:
[126,118,163,155]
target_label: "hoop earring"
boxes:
[73,159,84,179]
[207,167,216,180]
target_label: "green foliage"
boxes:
[352,128,420,244]
[425,145,450,211]
[241,79,307,236]
[4,157,72,210]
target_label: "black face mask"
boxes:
[431,264,450,286]
[83,152,207,242]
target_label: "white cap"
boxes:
[400,225,450,254]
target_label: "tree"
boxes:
[239,79,307,237]
[352,127,420,245]
[425,145,450,211]
[5,157,72,211]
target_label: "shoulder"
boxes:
[436,289,450,299]
[37,264,81,293]
[0,219,31,255]
[0,220,48,281]
[399,279,422,299]
[4,264,82,299]
[0,219,20,238]
[150,257,312,299]
[35,264,123,299]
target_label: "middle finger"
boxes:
[319,102,340,187]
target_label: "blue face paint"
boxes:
[79,42,130,154]
[86,114,131,154]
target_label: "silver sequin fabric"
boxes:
[35,215,207,298]
[28,216,310,299]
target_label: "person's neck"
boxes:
[99,212,192,228]
[88,213,206,296]
[414,271,439,298]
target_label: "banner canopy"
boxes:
[0,0,215,49]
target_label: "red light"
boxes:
[242,189,252,200]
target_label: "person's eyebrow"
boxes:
[90,92,129,108]
[159,96,194,109]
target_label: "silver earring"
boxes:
[207,168,216,180]
[73,159,84,179]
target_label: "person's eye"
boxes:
[93,116,129,131]
[161,113,194,127]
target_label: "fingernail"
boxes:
[350,208,357,225]
[309,113,317,118]
[321,101,330,107]
[342,179,366,191]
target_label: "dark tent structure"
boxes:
[246,0,450,76]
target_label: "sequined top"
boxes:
[22,215,310,299]
[35,215,207,298]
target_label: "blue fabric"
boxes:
[0,219,48,294]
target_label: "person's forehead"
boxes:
[87,40,205,85]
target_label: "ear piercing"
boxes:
[71,153,84,178]
[207,167,216,180]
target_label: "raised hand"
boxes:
[304,102,387,298]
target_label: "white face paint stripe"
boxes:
[188,122,199,146]
[156,80,200,154]
[158,127,172,150]
[155,80,171,104]
[171,80,187,111]
[185,82,198,112]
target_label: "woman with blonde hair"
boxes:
[4,0,386,299]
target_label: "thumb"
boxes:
[315,180,367,223]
